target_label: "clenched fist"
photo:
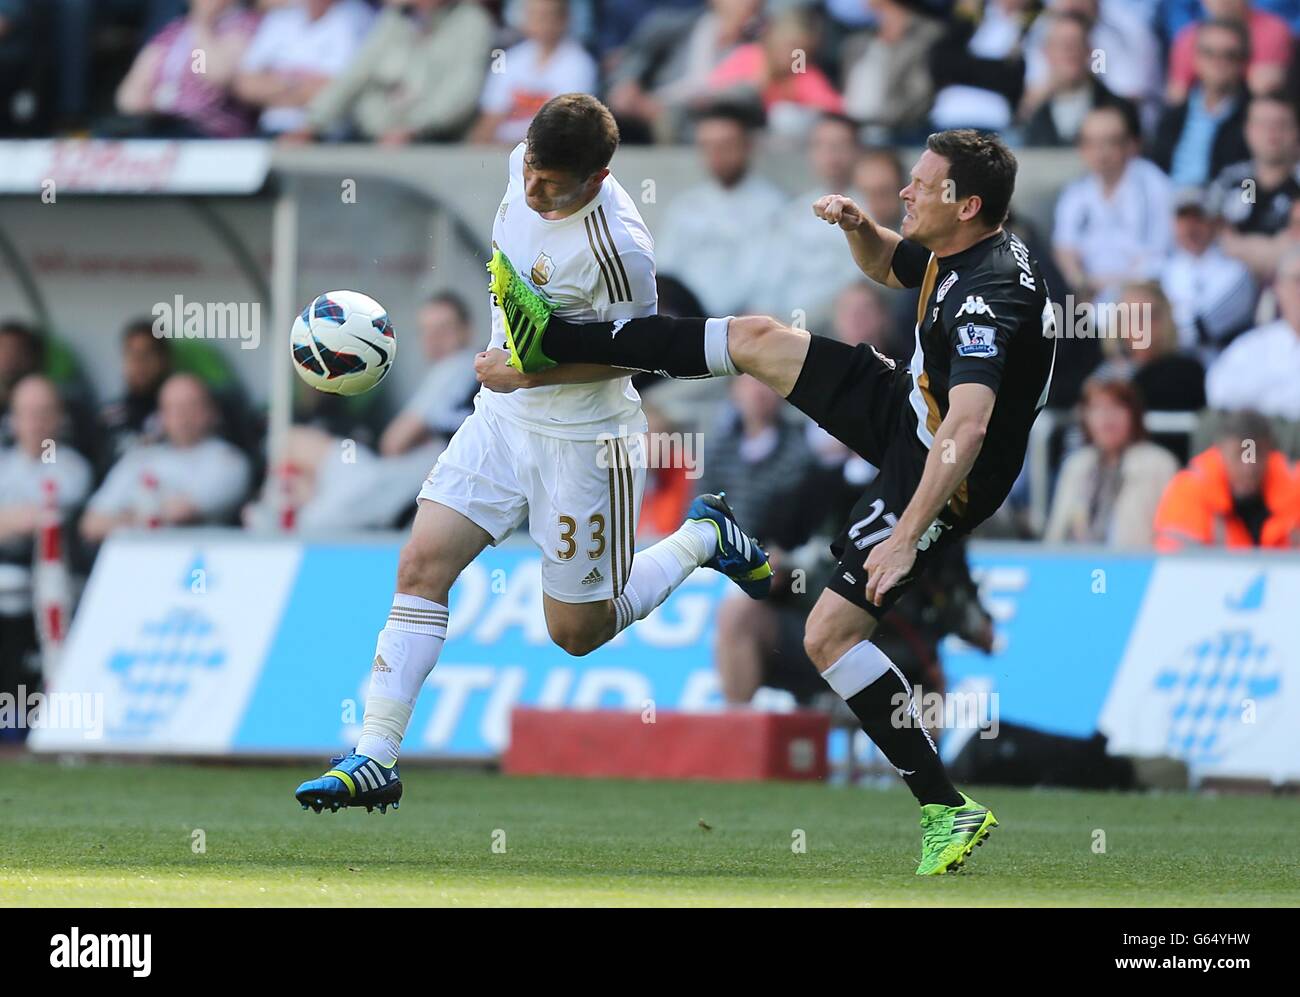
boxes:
[813,194,868,231]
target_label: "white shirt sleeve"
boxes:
[593,247,658,321]
[1052,181,1085,251]
[189,444,252,520]
[1205,330,1262,411]
[480,50,516,114]
[239,10,289,72]
[87,453,141,517]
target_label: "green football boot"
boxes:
[486,246,558,373]
[916,793,998,875]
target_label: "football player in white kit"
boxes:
[295,95,772,813]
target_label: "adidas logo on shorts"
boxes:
[582,567,604,586]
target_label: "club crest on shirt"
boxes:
[955,323,998,358]
[936,271,959,302]
[531,251,555,286]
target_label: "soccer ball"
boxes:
[290,290,396,396]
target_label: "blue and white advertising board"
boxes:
[29,532,1300,784]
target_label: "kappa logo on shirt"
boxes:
[955,323,998,358]
[956,294,996,319]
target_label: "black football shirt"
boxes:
[889,228,1057,525]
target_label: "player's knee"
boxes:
[395,537,456,603]
[727,315,786,367]
[547,622,605,658]
[803,615,861,672]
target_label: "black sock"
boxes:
[845,669,963,807]
[544,314,712,377]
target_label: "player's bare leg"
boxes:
[356,499,489,759]
[716,316,812,398]
[803,588,998,874]
[543,595,616,657]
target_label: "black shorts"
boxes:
[786,336,967,618]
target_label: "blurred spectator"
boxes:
[0,0,37,134]
[232,0,375,136]
[595,0,701,59]
[1214,94,1300,279]
[470,0,596,145]
[1166,0,1292,103]
[928,0,1033,133]
[829,279,900,357]
[635,400,693,540]
[1019,9,1136,147]
[1093,281,1209,416]
[1023,0,1164,111]
[705,4,843,138]
[696,375,817,548]
[1054,105,1173,303]
[1151,18,1252,186]
[751,114,865,327]
[81,373,251,543]
[378,293,478,456]
[842,0,944,141]
[0,375,93,717]
[1206,245,1300,418]
[99,319,171,467]
[853,146,905,230]
[1045,377,1179,547]
[292,0,493,143]
[0,319,43,432]
[50,0,189,128]
[0,375,94,560]
[605,0,759,144]
[111,0,259,138]
[656,103,785,316]
[702,374,822,706]
[1153,409,1300,549]
[1161,188,1258,362]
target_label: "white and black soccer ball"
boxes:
[290,290,396,396]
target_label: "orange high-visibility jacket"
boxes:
[1153,446,1300,551]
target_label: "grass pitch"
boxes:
[1,760,1296,907]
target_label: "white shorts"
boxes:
[417,402,645,603]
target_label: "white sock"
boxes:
[612,520,717,632]
[821,639,894,700]
[703,316,739,376]
[355,594,448,766]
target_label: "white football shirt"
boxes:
[479,143,658,440]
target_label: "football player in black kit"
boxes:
[484,129,1057,875]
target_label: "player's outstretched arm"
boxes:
[812,194,906,289]
[475,350,629,393]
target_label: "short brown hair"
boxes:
[526,93,619,179]
[1079,377,1147,446]
[926,129,1018,228]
